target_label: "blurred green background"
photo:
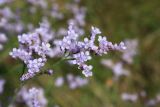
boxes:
[0,0,160,107]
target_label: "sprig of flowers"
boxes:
[58,23,126,77]
[9,23,52,81]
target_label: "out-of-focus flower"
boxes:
[17,87,47,107]
[0,0,13,5]
[47,69,54,75]
[121,93,138,102]
[27,0,47,9]
[145,93,160,107]
[50,3,64,20]
[0,7,14,18]
[54,77,64,87]
[55,74,88,89]
[66,0,86,36]
[0,7,25,33]
[146,99,157,107]
[66,2,86,27]
[0,79,5,94]
[122,39,138,64]
[101,59,129,79]
[67,74,88,89]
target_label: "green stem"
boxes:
[9,64,26,106]
[53,57,67,67]
[21,63,26,77]
[9,82,25,106]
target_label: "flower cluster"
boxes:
[121,91,160,106]
[146,94,160,107]
[122,39,138,64]
[101,38,138,80]
[0,7,24,33]
[121,93,138,102]
[66,1,86,35]
[58,23,126,77]
[101,59,129,79]
[9,23,52,81]
[51,3,64,20]
[17,87,47,107]
[67,74,88,89]
[54,74,88,89]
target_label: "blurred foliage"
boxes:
[0,0,160,107]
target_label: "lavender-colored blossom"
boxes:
[58,23,126,77]
[47,69,54,75]
[81,64,93,77]
[121,93,138,102]
[55,74,88,89]
[146,99,157,107]
[20,72,36,81]
[71,51,91,65]
[0,7,15,19]
[35,18,54,42]
[17,87,47,107]
[56,28,67,36]
[10,23,52,81]
[101,59,129,79]
[67,74,88,89]
[144,93,160,107]
[66,2,86,27]
[91,26,101,39]
[112,62,129,77]
[0,7,25,33]
[122,39,138,64]
[98,36,126,55]
[58,23,79,53]
[66,0,86,36]
[0,18,7,27]
[9,48,32,62]
[47,47,62,58]
[50,3,64,20]
[0,33,7,43]
[54,77,64,87]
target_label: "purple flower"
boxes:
[81,64,93,77]
[10,23,52,81]
[58,23,126,77]
[54,77,64,87]
[17,87,47,107]
[67,74,88,89]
